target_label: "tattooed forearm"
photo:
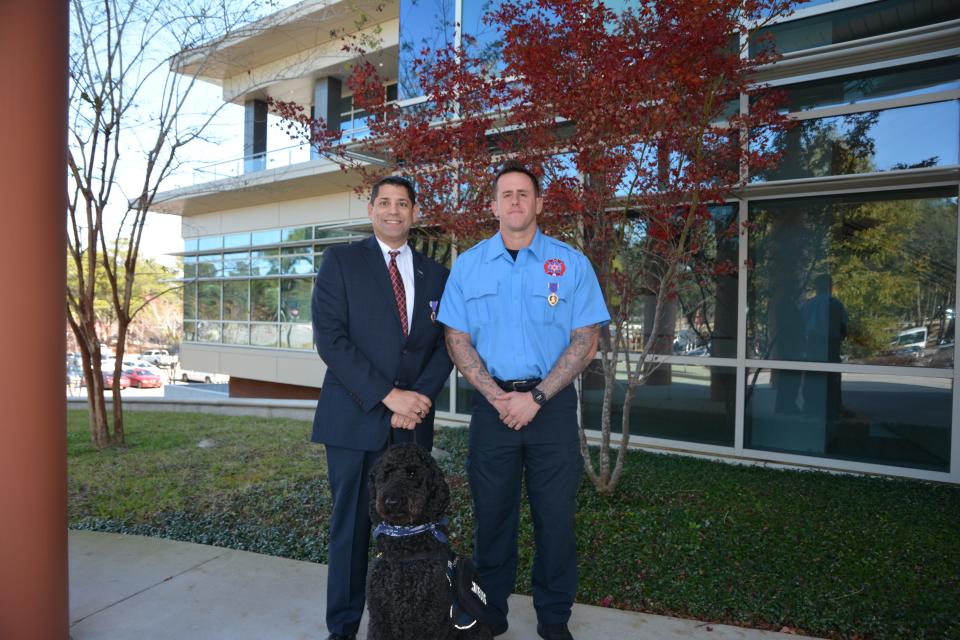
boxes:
[538,323,600,400]
[444,327,502,403]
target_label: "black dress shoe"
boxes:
[327,634,356,640]
[537,622,574,640]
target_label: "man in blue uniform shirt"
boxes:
[438,161,609,640]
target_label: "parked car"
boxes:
[67,364,85,387]
[122,359,164,376]
[123,367,163,389]
[891,326,928,358]
[142,349,178,368]
[102,371,130,389]
[178,369,228,384]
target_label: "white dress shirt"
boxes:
[376,237,415,332]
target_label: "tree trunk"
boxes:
[110,319,129,446]
[72,320,111,449]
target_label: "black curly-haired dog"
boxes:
[366,443,492,640]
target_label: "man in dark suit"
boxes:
[311,175,453,640]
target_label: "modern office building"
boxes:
[152,0,960,483]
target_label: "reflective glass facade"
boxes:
[181,226,363,350]
[176,0,960,479]
[746,369,951,471]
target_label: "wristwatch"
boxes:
[531,387,547,406]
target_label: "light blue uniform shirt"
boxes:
[438,229,610,380]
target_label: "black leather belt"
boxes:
[493,377,542,392]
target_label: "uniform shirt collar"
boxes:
[485,228,544,262]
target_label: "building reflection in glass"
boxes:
[748,189,957,368]
[581,362,735,446]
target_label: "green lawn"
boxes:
[68,410,960,639]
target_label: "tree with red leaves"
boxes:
[274,0,795,492]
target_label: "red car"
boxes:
[123,367,163,389]
[102,371,130,389]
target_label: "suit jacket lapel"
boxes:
[362,236,404,336]
[410,249,428,336]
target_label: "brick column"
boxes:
[0,1,69,638]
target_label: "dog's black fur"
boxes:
[366,443,491,640]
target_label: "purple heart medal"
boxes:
[547,282,559,307]
[429,300,439,323]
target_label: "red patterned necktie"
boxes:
[388,250,408,337]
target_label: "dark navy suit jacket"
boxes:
[311,235,452,451]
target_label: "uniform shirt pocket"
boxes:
[531,276,568,325]
[464,278,498,326]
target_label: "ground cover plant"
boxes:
[68,410,960,639]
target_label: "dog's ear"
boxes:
[422,449,450,519]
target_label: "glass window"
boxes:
[282,226,313,242]
[280,278,313,323]
[182,255,197,279]
[280,323,313,350]
[197,321,221,343]
[251,279,279,322]
[773,59,960,113]
[753,101,960,182]
[456,371,476,414]
[183,282,197,320]
[197,235,222,251]
[581,361,736,446]
[223,280,249,321]
[223,232,250,249]
[223,323,249,346]
[223,251,251,277]
[747,189,957,367]
[251,249,280,276]
[435,376,451,413]
[666,205,738,358]
[745,368,951,471]
[615,205,739,359]
[251,323,279,348]
[197,253,222,278]
[198,283,221,321]
[398,0,456,100]
[314,228,355,240]
[282,257,315,275]
[183,238,199,252]
[183,321,196,342]
[280,247,314,275]
[462,0,505,74]
[281,246,315,275]
[251,229,281,246]
[751,0,960,57]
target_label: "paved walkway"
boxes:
[69,531,822,640]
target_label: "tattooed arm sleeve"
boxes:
[444,326,503,404]
[537,323,600,400]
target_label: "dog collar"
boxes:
[373,516,449,544]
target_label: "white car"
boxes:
[178,369,228,384]
[142,349,178,368]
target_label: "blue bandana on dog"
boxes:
[373,516,449,544]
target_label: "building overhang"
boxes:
[173,0,400,105]
[150,158,363,216]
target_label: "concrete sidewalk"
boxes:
[69,531,822,640]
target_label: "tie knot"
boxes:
[389,250,400,260]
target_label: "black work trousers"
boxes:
[466,384,583,627]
